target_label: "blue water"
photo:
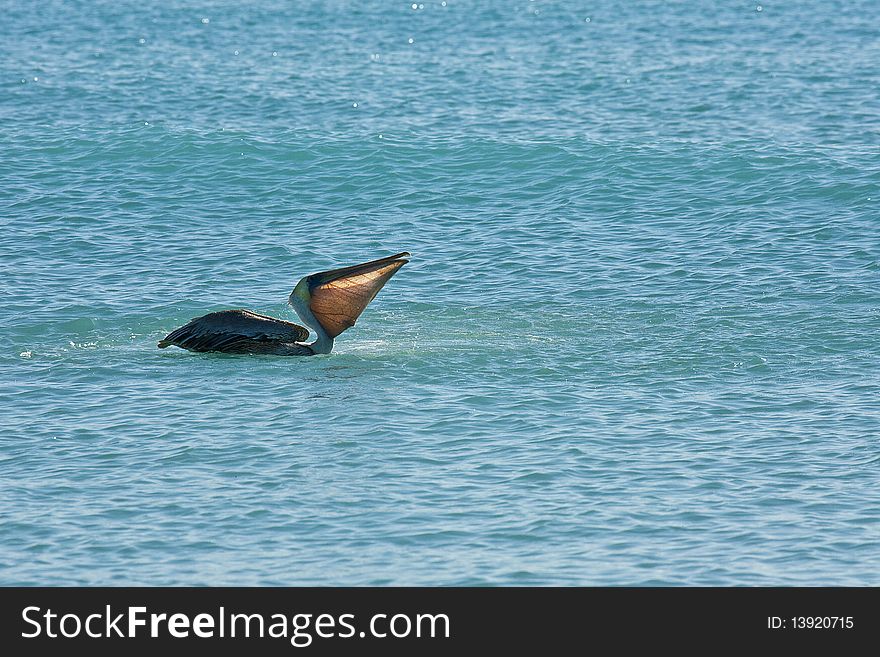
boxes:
[2,0,879,585]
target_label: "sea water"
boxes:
[1,0,879,585]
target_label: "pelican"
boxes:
[158,252,410,355]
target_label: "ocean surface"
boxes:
[2,0,879,586]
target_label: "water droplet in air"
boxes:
[756,5,762,11]
[352,102,358,108]
[33,76,39,81]
[272,51,278,57]
[419,3,424,8]
[234,50,239,55]
[441,1,447,5]
[585,17,591,23]
[408,37,414,44]
[201,17,210,24]
[411,3,417,8]
[139,38,145,44]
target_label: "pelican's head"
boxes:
[288,252,410,340]
[289,276,311,310]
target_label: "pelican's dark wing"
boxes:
[158,309,310,353]
[308,252,410,338]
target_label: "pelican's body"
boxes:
[158,252,409,356]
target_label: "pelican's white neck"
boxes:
[289,292,334,355]
[307,324,334,355]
